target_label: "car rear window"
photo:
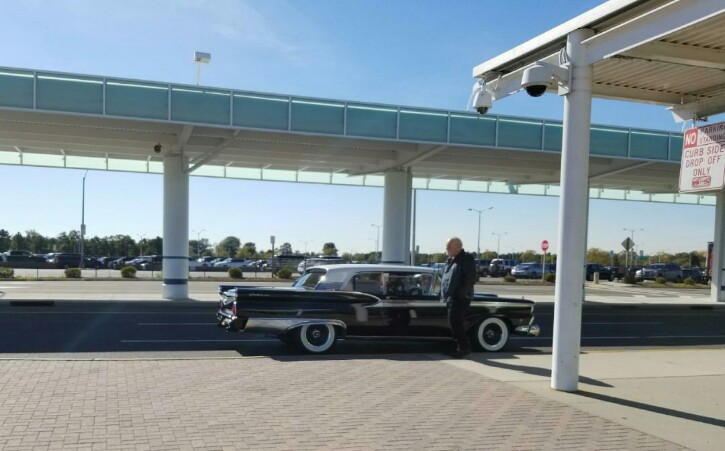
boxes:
[293,270,326,289]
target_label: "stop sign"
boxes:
[541,240,549,252]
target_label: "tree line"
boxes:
[1,229,705,267]
[0,229,341,259]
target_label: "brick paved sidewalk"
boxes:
[0,356,686,450]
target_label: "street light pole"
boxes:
[371,224,381,262]
[80,170,88,269]
[468,207,492,257]
[491,232,508,256]
[192,229,205,257]
[298,240,312,256]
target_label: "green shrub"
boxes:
[277,268,293,279]
[0,267,14,279]
[120,266,137,278]
[623,274,637,284]
[503,274,516,283]
[683,277,695,286]
[544,272,556,283]
[228,267,243,279]
[64,268,81,279]
[655,276,666,284]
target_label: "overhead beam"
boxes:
[591,83,683,105]
[472,0,644,77]
[186,130,239,174]
[622,40,725,70]
[669,90,725,122]
[349,145,447,176]
[589,161,652,179]
[175,125,194,152]
[584,0,725,65]
[0,121,176,146]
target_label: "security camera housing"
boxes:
[153,144,162,153]
[521,61,570,97]
[472,86,494,115]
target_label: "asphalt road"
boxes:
[1,300,723,355]
[0,279,713,303]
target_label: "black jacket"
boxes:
[440,249,477,304]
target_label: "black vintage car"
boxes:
[217,264,539,354]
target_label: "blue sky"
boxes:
[0,0,719,255]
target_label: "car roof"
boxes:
[309,264,437,274]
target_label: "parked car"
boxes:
[1,250,34,264]
[511,262,544,279]
[32,253,49,263]
[475,259,492,277]
[196,256,218,268]
[46,253,82,268]
[217,264,540,354]
[584,263,614,281]
[83,257,102,269]
[489,259,515,277]
[124,256,157,270]
[97,256,120,268]
[297,256,345,273]
[681,267,705,283]
[110,257,134,270]
[213,258,248,269]
[189,257,205,271]
[635,263,683,282]
[138,255,163,271]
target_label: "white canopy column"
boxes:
[551,28,595,392]
[162,154,189,300]
[711,190,725,302]
[382,169,412,264]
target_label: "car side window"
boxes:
[349,272,384,296]
[383,272,436,297]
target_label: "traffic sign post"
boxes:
[541,240,549,282]
[679,122,725,193]
[622,237,635,269]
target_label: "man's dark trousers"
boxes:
[448,298,471,351]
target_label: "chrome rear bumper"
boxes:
[514,324,540,337]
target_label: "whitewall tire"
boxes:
[474,317,509,352]
[296,324,336,354]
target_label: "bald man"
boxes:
[440,237,477,358]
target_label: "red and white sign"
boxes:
[541,240,549,252]
[679,122,725,193]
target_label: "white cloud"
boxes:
[180,0,318,67]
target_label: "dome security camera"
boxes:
[521,61,570,97]
[470,82,495,115]
[153,143,162,153]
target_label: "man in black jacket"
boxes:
[440,237,477,358]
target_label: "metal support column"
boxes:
[163,154,189,300]
[551,28,594,392]
[382,169,412,264]
[711,189,725,302]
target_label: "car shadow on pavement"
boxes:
[465,355,614,387]
[575,390,725,428]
